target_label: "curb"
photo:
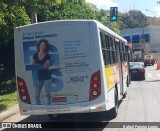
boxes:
[0,104,19,122]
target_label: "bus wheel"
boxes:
[109,88,118,118]
[48,114,58,120]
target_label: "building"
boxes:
[120,25,160,61]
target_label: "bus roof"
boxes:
[15,20,127,44]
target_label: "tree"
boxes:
[147,16,160,26]
[38,0,122,33]
[25,0,61,23]
[0,1,30,77]
[38,0,97,21]
[0,2,30,46]
[121,10,148,28]
[2,0,61,23]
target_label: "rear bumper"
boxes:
[144,61,154,65]
[131,73,145,80]
[19,101,107,115]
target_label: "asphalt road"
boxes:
[2,64,160,131]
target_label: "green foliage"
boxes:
[0,2,30,73]
[0,76,16,95]
[0,2,30,45]
[38,1,121,33]
[121,10,148,28]
[0,91,17,111]
[0,71,17,111]
[38,0,97,21]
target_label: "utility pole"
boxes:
[31,13,37,23]
[141,27,145,61]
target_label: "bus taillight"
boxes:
[20,88,25,93]
[92,83,98,88]
[89,70,101,101]
[17,77,31,104]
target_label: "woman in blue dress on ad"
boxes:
[32,39,52,105]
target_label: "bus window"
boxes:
[100,31,107,65]
[112,37,117,64]
[100,32,106,49]
[121,42,126,61]
[120,42,124,62]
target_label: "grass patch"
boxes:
[0,73,18,112]
[0,91,18,111]
[0,78,16,95]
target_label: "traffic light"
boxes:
[110,7,118,21]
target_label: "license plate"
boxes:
[132,71,137,73]
[52,97,67,102]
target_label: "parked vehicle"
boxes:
[129,62,145,80]
[144,55,155,66]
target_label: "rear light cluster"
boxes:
[89,70,101,101]
[138,69,145,72]
[17,77,31,104]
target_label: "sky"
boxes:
[86,0,160,17]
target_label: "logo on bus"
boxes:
[67,75,89,84]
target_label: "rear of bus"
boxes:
[14,20,108,115]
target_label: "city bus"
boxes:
[14,20,130,119]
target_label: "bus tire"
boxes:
[109,88,118,118]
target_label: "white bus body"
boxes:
[14,20,128,117]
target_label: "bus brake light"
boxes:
[89,70,101,101]
[92,83,98,88]
[17,77,31,104]
[20,88,26,94]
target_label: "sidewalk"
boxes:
[0,104,19,122]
